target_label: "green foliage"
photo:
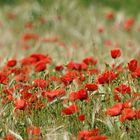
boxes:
[0,0,140,15]
[37,0,54,7]
[83,0,140,16]
[79,0,93,6]
[0,0,16,4]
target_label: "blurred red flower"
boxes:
[78,128,107,140]
[128,59,137,72]
[106,103,123,117]
[134,67,140,77]
[32,127,40,136]
[46,89,65,100]
[22,33,39,42]
[15,99,25,110]
[88,136,107,140]
[120,108,136,123]
[55,65,64,71]
[7,59,17,67]
[69,89,88,101]
[105,12,114,20]
[115,84,131,95]
[35,62,46,72]
[83,57,97,66]
[4,134,14,140]
[135,110,140,119]
[78,114,85,122]
[62,105,78,115]
[97,71,117,84]
[111,49,121,59]
[33,79,48,89]
[124,18,134,31]
[85,83,98,91]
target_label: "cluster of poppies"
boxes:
[1,46,140,140]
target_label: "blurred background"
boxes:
[0,0,140,16]
[0,0,140,65]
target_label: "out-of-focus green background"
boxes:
[0,0,139,63]
[0,0,139,16]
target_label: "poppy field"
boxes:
[1,0,140,140]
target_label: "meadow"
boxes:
[0,0,140,140]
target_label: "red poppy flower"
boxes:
[97,71,117,84]
[114,94,121,102]
[21,65,30,74]
[69,92,77,101]
[128,59,137,72]
[15,74,28,83]
[61,71,78,86]
[34,61,46,72]
[120,115,126,123]
[132,93,140,100]
[78,130,96,140]
[85,83,98,91]
[15,99,25,110]
[22,92,32,100]
[31,54,52,63]
[27,127,33,134]
[4,134,14,140]
[114,65,124,74]
[123,100,132,108]
[33,79,48,89]
[120,108,136,123]
[78,129,99,140]
[62,105,78,115]
[68,62,81,70]
[106,103,123,117]
[27,126,40,136]
[111,49,121,59]
[46,89,65,99]
[83,57,97,66]
[48,76,61,83]
[133,67,140,78]
[115,84,131,95]
[32,127,40,136]
[77,89,88,101]
[124,18,134,31]
[55,65,64,71]
[78,114,85,122]
[88,136,107,140]
[123,108,136,120]
[0,72,8,85]
[21,57,37,65]
[7,59,17,67]
[77,73,85,83]
[69,89,88,101]
[87,69,99,75]
[105,12,114,20]
[22,33,39,42]
[61,74,73,86]
[81,62,88,71]
[7,94,13,101]
[135,110,140,119]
